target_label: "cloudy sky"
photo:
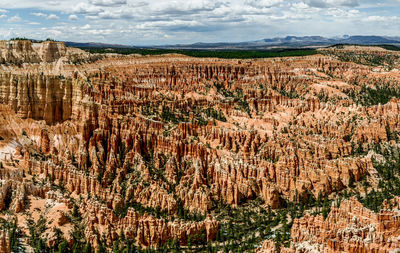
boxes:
[0,0,399,45]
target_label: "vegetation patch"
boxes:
[82,47,318,59]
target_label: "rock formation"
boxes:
[258,198,400,253]
[0,42,400,251]
[0,231,10,253]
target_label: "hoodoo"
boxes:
[1,41,400,252]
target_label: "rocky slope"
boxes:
[258,198,400,252]
[1,42,400,252]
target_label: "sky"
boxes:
[0,0,399,45]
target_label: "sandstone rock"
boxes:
[37,41,67,63]
[81,200,218,248]
[0,40,40,64]
[272,198,400,253]
[0,231,10,253]
[1,42,400,250]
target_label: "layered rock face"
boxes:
[0,73,76,123]
[37,41,67,62]
[0,40,41,64]
[258,198,400,253]
[0,39,94,65]
[1,42,400,251]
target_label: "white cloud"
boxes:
[82,24,91,29]
[32,12,59,20]
[0,0,399,45]
[46,14,59,20]
[363,15,400,22]
[245,0,284,8]
[7,15,21,22]
[0,0,82,10]
[326,8,360,18]
[72,2,103,14]
[0,14,6,18]
[304,0,359,8]
[89,0,127,6]
[151,0,226,14]
[91,9,133,19]
[68,14,78,20]
[32,12,47,17]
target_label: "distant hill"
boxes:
[148,35,400,50]
[64,41,135,49]
[58,35,400,50]
[340,36,400,44]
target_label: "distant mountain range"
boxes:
[65,35,400,50]
[64,41,134,48]
[152,36,400,50]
